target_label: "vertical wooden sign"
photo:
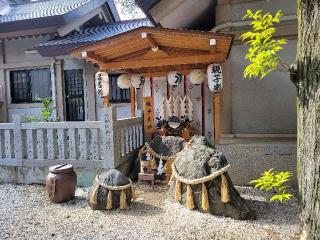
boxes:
[95,71,109,108]
[130,86,136,117]
[144,96,154,137]
[214,92,221,144]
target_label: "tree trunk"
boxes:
[296,1,320,239]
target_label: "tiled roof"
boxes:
[0,0,11,16]
[37,18,153,57]
[0,0,120,33]
[0,0,92,23]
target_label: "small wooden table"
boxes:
[138,172,156,185]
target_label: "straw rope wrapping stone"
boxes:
[171,163,231,210]
[90,176,135,210]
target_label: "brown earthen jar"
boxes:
[45,164,77,203]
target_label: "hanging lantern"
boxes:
[207,64,223,92]
[131,75,145,89]
[168,71,183,86]
[95,71,109,97]
[190,69,205,85]
[117,74,131,89]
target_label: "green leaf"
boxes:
[250,168,292,203]
[240,9,288,79]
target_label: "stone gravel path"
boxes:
[0,183,300,240]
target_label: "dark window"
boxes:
[64,70,85,121]
[109,74,130,103]
[10,68,51,103]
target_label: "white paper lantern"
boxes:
[95,71,109,97]
[117,74,131,89]
[190,69,205,85]
[207,64,223,92]
[168,71,183,86]
[131,75,145,89]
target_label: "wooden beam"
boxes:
[141,32,159,51]
[81,51,108,65]
[131,68,207,78]
[71,27,234,54]
[110,48,150,62]
[101,54,224,71]
[130,87,136,117]
[214,93,221,144]
[142,49,170,59]
[161,46,210,55]
[210,38,217,54]
[95,39,146,56]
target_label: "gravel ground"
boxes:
[0,183,300,240]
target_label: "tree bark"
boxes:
[296,1,320,239]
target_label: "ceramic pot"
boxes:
[45,164,77,203]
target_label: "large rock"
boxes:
[149,135,186,157]
[88,169,132,210]
[169,136,256,220]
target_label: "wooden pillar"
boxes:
[103,96,110,108]
[214,93,221,144]
[130,86,136,117]
[0,39,8,123]
[55,60,65,121]
[99,66,110,108]
[84,62,97,120]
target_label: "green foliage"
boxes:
[250,168,293,203]
[26,115,39,122]
[26,97,54,122]
[114,0,145,19]
[240,9,288,79]
[39,97,53,122]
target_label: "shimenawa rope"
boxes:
[90,176,136,210]
[170,163,231,211]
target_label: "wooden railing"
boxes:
[0,107,144,169]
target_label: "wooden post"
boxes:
[214,93,221,144]
[103,95,110,108]
[130,86,136,117]
[99,66,110,108]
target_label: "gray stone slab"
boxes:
[264,146,296,155]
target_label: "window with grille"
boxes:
[10,68,51,103]
[109,74,130,103]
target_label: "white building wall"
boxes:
[216,0,298,134]
[3,35,57,121]
[230,39,297,134]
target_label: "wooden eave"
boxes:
[71,26,234,76]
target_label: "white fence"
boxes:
[0,107,143,169]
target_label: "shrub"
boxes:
[250,168,292,202]
[26,97,54,122]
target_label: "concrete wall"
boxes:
[0,164,134,187]
[3,36,53,63]
[216,138,297,188]
[216,0,296,25]
[216,0,298,134]
[230,40,297,134]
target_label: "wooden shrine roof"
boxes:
[71,26,234,76]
